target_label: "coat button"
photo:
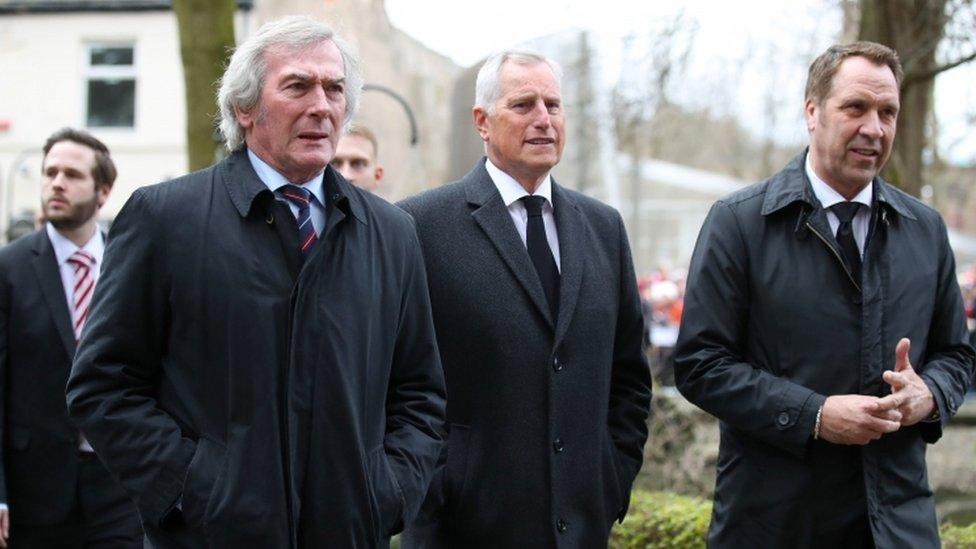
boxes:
[552,356,562,372]
[553,438,564,453]
[556,518,567,532]
[777,412,790,426]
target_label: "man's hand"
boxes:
[0,506,9,548]
[818,394,902,445]
[879,338,936,426]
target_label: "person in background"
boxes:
[0,128,142,548]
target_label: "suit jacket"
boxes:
[0,230,86,525]
[67,149,446,548]
[398,159,652,548]
[674,152,975,548]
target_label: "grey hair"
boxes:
[474,49,563,115]
[217,15,363,151]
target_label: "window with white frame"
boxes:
[85,43,136,128]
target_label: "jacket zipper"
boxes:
[805,221,861,292]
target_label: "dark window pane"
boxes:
[87,79,135,127]
[90,47,133,66]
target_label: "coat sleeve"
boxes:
[66,189,196,528]
[917,218,975,443]
[0,258,10,505]
[383,218,448,534]
[675,201,825,458]
[608,212,652,521]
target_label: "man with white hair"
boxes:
[399,50,651,547]
[66,16,446,548]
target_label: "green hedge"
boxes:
[613,489,976,549]
[611,490,711,548]
[942,521,976,548]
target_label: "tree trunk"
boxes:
[173,0,236,171]
[858,0,948,196]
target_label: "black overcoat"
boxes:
[66,150,446,548]
[675,152,975,548]
[399,160,652,548]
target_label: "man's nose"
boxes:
[860,110,884,140]
[308,85,334,118]
[531,101,551,129]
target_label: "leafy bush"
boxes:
[611,489,711,549]
[942,521,976,549]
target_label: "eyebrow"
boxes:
[280,72,346,86]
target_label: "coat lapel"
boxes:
[465,163,555,330]
[551,183,583,349]
[31,232,76,356]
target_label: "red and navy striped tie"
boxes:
[279,184,318,259]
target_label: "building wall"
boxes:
[0,0,458,241]
[0,10,189,228]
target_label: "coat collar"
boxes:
[463,158,556,330]
[760,150,916,221]
[222,148,367,225]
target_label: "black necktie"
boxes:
[831,202,862,283]
[521,196,559,321]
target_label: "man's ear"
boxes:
[373,166,384,182]
[804,99,817,133]
[472,106,490,142]
[236,105,255,131]
[96,183,112,209]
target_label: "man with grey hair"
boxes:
[66,15,446,548]
[399,50,651,547]
[675,41,973,547]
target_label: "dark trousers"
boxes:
[10,452,143,548]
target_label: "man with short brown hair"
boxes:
[676,41,974,548]
[0,127,142,548]
[333,124,384,192]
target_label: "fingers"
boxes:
[0,509,8,547]
[894,337,912,372]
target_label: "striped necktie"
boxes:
[67,250,95,342]
[279,184,318,259]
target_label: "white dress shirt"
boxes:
[806,154,872,256]
[248,149,326,235]
[485,158,561,272]
[46,222,104,453]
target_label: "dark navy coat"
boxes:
[675,152,974,548]
[66,150,446,548]
[399,160,651,548]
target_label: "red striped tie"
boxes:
[67,250,95,342]
[279,184,318,259]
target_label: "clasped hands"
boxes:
[818,338,936,446]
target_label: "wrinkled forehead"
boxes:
[262,39,345,76]
[825,56,900,102]
[497,60,562,97]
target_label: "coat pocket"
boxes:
[444,423,473,515]
[603,434,625,524]
[366,445,406,538]
[181,437,227,529]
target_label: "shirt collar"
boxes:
[484,157,554,209]
[805,153,872,210]
[46,222,104,267]
[247,149,326,207]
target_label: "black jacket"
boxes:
[66,150,446,548]
[675,152,975,548]
[0,230,93,524]
[399,161,651,548]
